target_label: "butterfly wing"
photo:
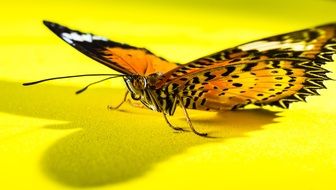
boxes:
[156,23,336,110]
[43,21,178,75]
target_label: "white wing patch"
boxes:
[238,40,314,51]
[61,32,108,44]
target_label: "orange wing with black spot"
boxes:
[156,23,336,110]
[43,21,178,75]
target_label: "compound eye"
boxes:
[131,93,141,100]
[132,77,147,90]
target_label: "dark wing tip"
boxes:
[43,20,53,25]
[43,20,59,29]
[43,20,67,31]
[42,20,71,35]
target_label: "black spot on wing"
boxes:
[221,66,235,76]
[233,83,243,87]
[242,63,258,72]
[192,77,201,84]
[200,98,206,106]
[204,72,216,81]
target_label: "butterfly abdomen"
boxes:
[151,88,178,115]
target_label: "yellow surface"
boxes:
[1,0,336,189]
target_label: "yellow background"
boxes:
[1,0,336,189]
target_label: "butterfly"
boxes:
[24,21,336,136]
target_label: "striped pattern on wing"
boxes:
[156,23,336,110]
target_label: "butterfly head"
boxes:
[124,75,147,100]
[123,74,163,112]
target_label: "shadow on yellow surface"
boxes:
[0,80,278,187]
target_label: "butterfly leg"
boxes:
[177,96,208,137]
[127,99,145,109]
[163,113,187,132]
[107,91,129,110]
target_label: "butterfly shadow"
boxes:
[0,80,279,187]
[189,109,281,138]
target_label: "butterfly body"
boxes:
[25,21,336,136]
